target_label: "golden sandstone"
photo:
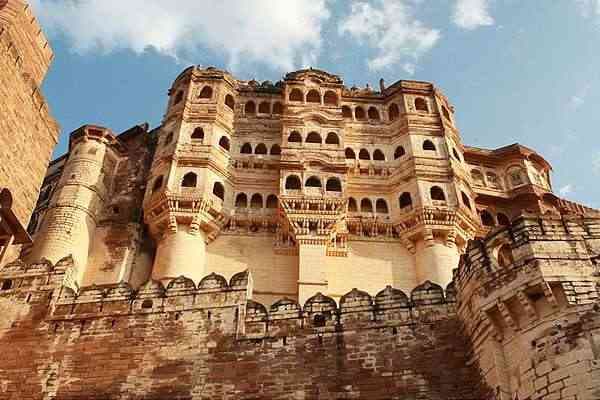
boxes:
[0,1,598,399]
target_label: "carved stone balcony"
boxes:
[143,189,228,242]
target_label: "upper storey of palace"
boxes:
[156,66,558,221]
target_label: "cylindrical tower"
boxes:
[28,126,119,284]
[414,237,460,285]
[143,66,234,285]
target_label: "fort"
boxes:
[0,1,599,399]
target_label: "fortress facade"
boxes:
[0,1,599,399]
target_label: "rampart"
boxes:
[0,256,492,400]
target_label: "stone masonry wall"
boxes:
[0,258,493,400]
[456,214,600,400]
[0,0,59,238]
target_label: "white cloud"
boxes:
[593,152,600,174]
[29,0,330,72]
[569,95,585,109]
[569,83,591,109]
[453,0,494,30]
[575,0,600,18]
[559,184,574,196]
[338,0,440,73]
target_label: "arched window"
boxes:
[270,144,281,155]
[388,103,399,121]
[173,90,184,105]
[497,213,510,226]
[441,105,451,120]
[394,146,405,159]
[255,143,267,154]
[240,143,252,154]
[250,193,263,209]
[305,176,322,187]
[213,182,225,200]
[326,177,342,192]
[152,176,164,193]
[452,148,461,161]
[219,136,230,151]
[285,175,301,190]
[497,244,514,268]
[235,193,248,208]
[399,192,412,209]
[306,89,321,103]
[480,210,495,227]
[199,86,213,99]
[355,106,366,120]
[272,102,283,114]
[164,132,173,145]
[306,132,322,144]
[486,172,501,189]
[373,149,385,161]
[471,170,484,186]
[258,101,270,114]
[461,192,471,209]
[423,140,436,151]
[376,199,388,213]
[358,149,370,160]
[225,94,235,110]
[266,194,278,208]
[288,131,302,143]
[508,167,526,187]
[414,97,428,112]
[289,88,303,102]
[182,172,197,188]
[325,132,339,145]
[191,127,204,140]
[324,90,338,106]
[368,107,380,120]
[345,148,356,159]
[1,279,12,291]
[360,198,373,212]
[430,186,446,201]
[342,106,353,119]
[348,197,358,212]
[245,101,256,115]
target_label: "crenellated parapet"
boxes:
[244,279,456,339]
[50,270,253,329]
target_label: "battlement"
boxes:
[457,213,600,285]
[0,256,460,335]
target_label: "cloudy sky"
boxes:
[31,0,600,208]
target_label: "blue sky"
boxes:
[31,0,600,208]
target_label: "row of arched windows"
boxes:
[234,193,278,209]
[284,175,342,192]
[244,100,284,115]
[346,186,447,214]
[288,88,338,106]
[288,131,340,145]
[240,143,281,155]
[344,141,434,162]
[348,197,389,214]
[345,148,386,161]
[151,173,226,201]
[471,169,503,189]
[480,210,510,227]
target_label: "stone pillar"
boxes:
[28,138,107,284]
[297,242,328,306]
[151,225,207,285]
